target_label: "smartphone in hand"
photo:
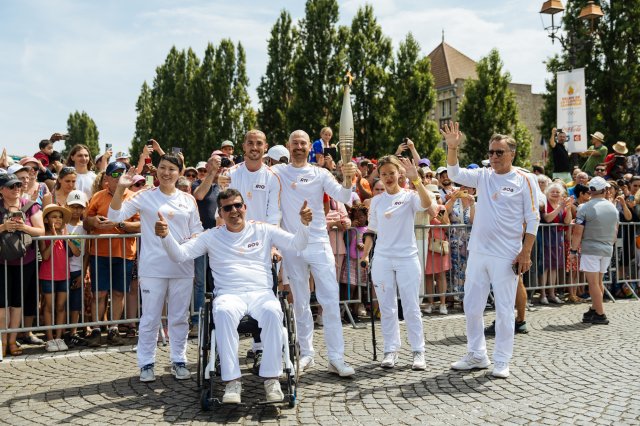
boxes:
[512,263,520,275]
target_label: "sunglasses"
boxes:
[595,168,605,172]
[487,150,507,157]
[185,173,197,178]
[220,202,244,213]
[60,166,76,175]
[134,181,146,187]
[425,174,433,178]
[6,182,23,189]
[109,171,124,178]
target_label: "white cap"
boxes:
[265,145,290,162]
[66,190,88,207]
[435,166,447,175]
[588,176,610,191]
[196,161,207,170]
[7,164,26,174]
[115,151,130,159]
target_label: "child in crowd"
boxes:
[341,203,369,317]
[64,190,90,347]
[39,205,81,352]
[34,139,54,169]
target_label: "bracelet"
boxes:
[569,249,578,254]
[411,178,421,186]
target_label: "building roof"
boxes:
[427,41,478,89]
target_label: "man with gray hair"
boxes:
[569,177,618,325]
[270,129,357,377]
[442,122,541,378]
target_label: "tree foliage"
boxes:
[389,33,441,162]
[65,111,100,159]
[257,10,296,146]
[458,49,531,168]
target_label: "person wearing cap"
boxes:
[581,131,608,175]
[442,121,541,379]
[569,177,619,325]
[64,190,91,347]
[264,145,290,167]
[39,204,81,352]
[114,151,131,164]
[84,161,141,348]
[271,129,358,377]
[183,167,198,183]
[603,141,628,180]
[0,174,45,356]
[195,161,208,182]
[220,140,235,157]
[108,153,204,383]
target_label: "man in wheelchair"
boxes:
[156,188,311,403]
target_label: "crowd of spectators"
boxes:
[1,126,639,358]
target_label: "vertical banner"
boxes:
[556,68,587,153]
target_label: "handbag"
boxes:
[428,237,449,255]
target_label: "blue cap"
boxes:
[467,163,479,169]
[418,158,430,167]
[106,161,127,174]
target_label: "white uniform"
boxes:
[108,187,204,368]
[447,164,540,363]
[162,221,309,381]
[225,163,282,225]
[271,163,352,361]
[368,189,427,353]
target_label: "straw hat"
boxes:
[612,141,628,155]
[42,204,71,224]
[590,131,605,142]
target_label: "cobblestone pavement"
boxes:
[1,301,639,425]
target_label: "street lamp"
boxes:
[539,1,604,46]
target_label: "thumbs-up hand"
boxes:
[155,211,169,238]
[299,200,312,226]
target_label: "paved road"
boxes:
[1,301,639,425]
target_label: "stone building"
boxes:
[427,40,545,165]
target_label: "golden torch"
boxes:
[338,71,354,164]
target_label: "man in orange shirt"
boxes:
[84,162,141,346]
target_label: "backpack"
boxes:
[0,200,36,261]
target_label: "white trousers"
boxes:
[213,290,283,382]
[371,254,425,353]
[282,242,344,361]
[137,277,193,368]
[463,252,518,363]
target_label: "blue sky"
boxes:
[1,0,562,157]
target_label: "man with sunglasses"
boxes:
[156,188,311,403]
[442,121,541,379]
[84,161,141,347]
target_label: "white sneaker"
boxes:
[264,379,284,402]
[45,339,59,352]
[439,304,448,315]
[56,338,68,351]
[171,362,191,380]
[140,364,156,382]
[222,380,242,404]
[450,352,491,370]
[380,352,398,369]
[328,359,355,377]
[412,351,426,370]
[421,304,433,314]
[492,361,510,378]
[540,296,549,305]
[299,355,315,371]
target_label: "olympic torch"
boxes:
[338,71,354,164]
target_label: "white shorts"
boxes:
[580,254,610,273]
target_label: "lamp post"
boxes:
[539,1,604,45]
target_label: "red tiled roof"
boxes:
[427,42,478,89]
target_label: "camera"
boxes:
[220,157,232,168]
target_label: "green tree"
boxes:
[458,49,531,168]
[65,111,100,159]
[130,81,154,161]
[288,0,345,137]
[231,42,257,144]
[389,33,441,161]
[257,10,295,145]
[347,5,393,157]
[539,55,563,172]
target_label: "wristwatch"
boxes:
[117,222,126,230]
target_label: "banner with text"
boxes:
[557,68,587,153]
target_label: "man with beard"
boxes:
[550,128,571,179]
[271,130,357,377]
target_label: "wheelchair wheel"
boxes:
[283,299,299,407]
[197,299,211,389]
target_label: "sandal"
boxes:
[9,342,23,356]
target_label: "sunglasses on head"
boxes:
[220,202,244,213]
[487,150,507,157]
[60,166,76,175]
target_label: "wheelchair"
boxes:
[197,260,299,410]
